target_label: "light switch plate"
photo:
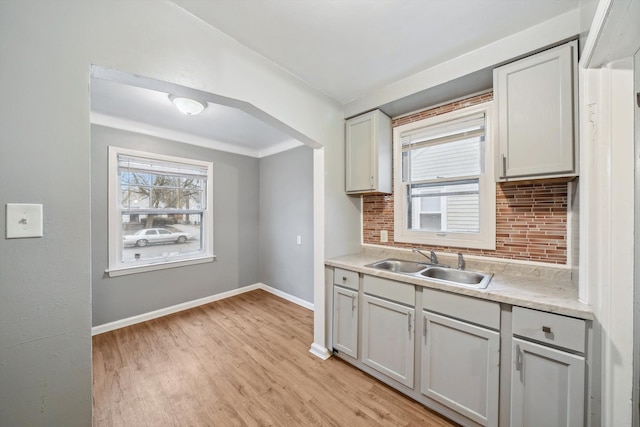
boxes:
[6,203,43,238]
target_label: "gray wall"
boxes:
[259,146,314,303]
[0,1,350,424]
[91,125,259,326]
[0,4,94,425]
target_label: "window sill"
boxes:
[105,255,216,277]
[394,232,496,251]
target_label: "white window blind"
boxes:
[400,112,485,234]
[118,154,209,178]
[118,153,207,213]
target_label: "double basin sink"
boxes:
[365,258,493,289]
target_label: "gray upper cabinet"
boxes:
[345,109,392,194]
[494,41,578,181]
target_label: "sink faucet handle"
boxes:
[457,252,465,270]
[429,250,438,264]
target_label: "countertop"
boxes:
[326,249,593,320]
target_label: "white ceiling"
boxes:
[173,0,579,105]
[91,77,302,158]
[92,0,579,157]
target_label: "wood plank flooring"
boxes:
[93,289,458,426]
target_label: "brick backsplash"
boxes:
[362,92,568,265]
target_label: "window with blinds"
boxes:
[393,103,495,249]
[107,147,214,276]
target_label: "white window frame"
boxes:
[106,146,215,277]
[393,102,496,250]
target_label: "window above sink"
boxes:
[393,102,496,250]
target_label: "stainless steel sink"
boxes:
[420,267,492,287]
[366,258,493,289]
[369,259,427,274]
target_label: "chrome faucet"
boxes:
[412,248,439,265]
[457,252,465,270]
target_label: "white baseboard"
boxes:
[92,283,313,336]
[309,342,331,360]
[258,283,315,311]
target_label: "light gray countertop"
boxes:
[326,248,593,320]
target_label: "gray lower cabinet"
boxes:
[332,286,358,358]
[421,312,500,426]
[510,306,586,427]
[510,338,585,427]
[329,268,591,427]
[421,289,501,427]
[361,275,416,388]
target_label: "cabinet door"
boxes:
[495,41,576,179]
[361,294,414,387]
[345,112,374,192]
[421,311,500,427]
[511,337,585,427]
[332,286,358,358]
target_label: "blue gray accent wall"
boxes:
[259,146,314,303]
[91,125,260,326]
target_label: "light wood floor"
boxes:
[93,289,458,426]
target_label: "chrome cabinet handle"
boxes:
[516,344,525,382]
[408,312,412,333]
[350,294,356,311]
[501,154,507,178]
[423,316,427,338]
[542,326,551,334]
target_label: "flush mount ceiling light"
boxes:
[168,94,207,116]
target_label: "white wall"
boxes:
[0,1,351,425]
[634,49,640,427]
[578,1,640,424]
[580,60,635,426]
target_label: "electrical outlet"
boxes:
[296,235,302,245]
[380,230,388,242]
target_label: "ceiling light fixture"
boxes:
[168,95,207,116]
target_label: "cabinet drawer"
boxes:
[512,306,585,353]
[423,288,500,330]
[334,268,359,290]
[363,275,415,306]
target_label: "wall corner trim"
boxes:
[91,283,313,336]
